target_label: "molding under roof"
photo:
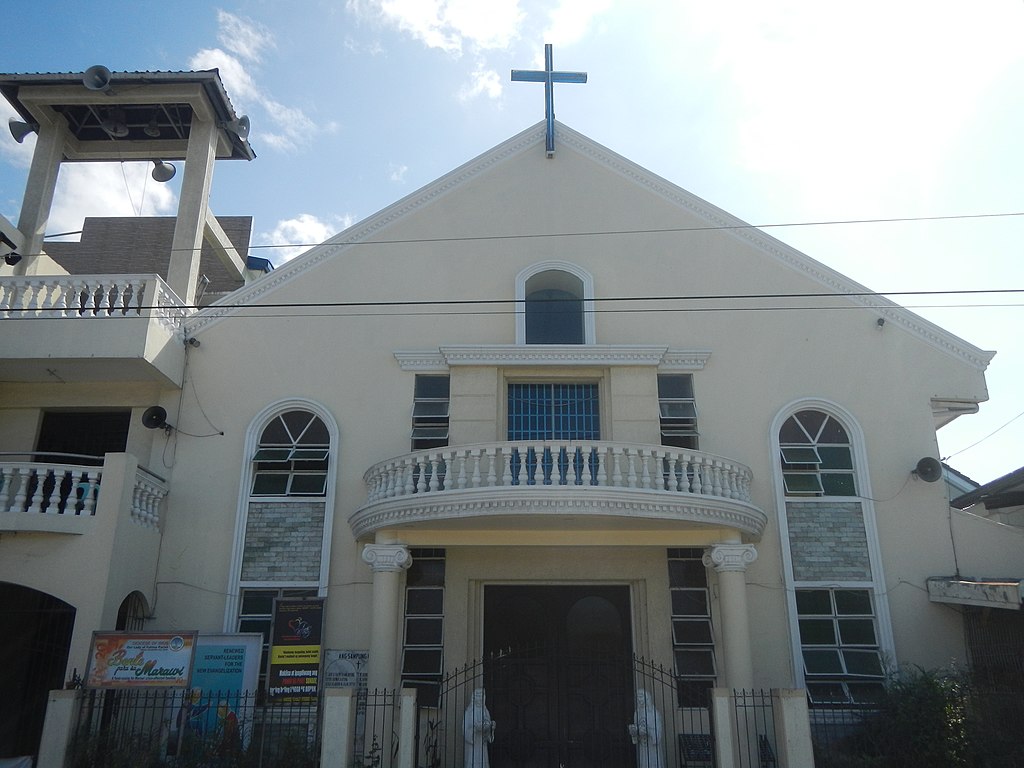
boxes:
[187,121,995,371]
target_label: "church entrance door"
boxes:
[483,585,635,768]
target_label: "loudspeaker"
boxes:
[142,406,169,430]
[223,115,250,140]
[914,456,943,483]
[83,65,112,91]
[9,119,37,143]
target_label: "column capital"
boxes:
[703,543,758,573]
[361,543,412,573]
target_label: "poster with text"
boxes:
[166,633,262,756]
[85,631,197,688]
[267,597,324,702]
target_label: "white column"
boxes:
[15,119,66,274]
[704,542,757,690]
[167,115,218,305]
[361,543,412,691]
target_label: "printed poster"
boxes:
[267,597,325,702]
[166,633,262,756]
[85,631,197,688]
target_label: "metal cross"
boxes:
[512,44,587,157]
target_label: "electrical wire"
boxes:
[39,209,1024,253]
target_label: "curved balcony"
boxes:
[351,441,767,540]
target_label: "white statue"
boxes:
[628,688,666,768]
[463,687,496,768]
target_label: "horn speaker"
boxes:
[83,65,112,91]
[142,406,170,430]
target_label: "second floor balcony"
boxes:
[351,441,767,540]
[0,273,190,385]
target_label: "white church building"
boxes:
[0,67,1021,766]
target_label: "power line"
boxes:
[41,210,1024,253]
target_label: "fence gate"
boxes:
[427,652,710,768]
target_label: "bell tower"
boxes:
[0,66,258,304]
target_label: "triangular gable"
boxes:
[188,121,994,371]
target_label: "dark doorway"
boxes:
[483,585,635,768]
[0,583,76,759]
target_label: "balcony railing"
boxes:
[0,453,167,532]
[354,441,766,538]
[366,441,752,503]
[0,273,188,330]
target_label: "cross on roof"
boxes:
[511,44,587,157]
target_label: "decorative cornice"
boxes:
[554,124,993,372]
[702,543,758,572]
[188,120,993,371]
[360,543,412,573]
[185,125,547,336]
[394,346,711,370]
[349,487,766,541]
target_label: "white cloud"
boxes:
[542,0,612,48]
[388,162,409,182]
[348,0,523,54]
[190,13,322,152]
[257,213,355,263]
[216,9,276,63]
[459,64,503,101]
[47,163,177,236]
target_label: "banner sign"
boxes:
[267,597,325,702]
[85,631,197,688]
[192,633,262,694]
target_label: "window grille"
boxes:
[507,382,600,441]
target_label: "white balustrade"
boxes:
[0,460,167,529]
[0,274,190,325]
[363,442,752,505]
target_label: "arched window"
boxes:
[251,410,330,496]
[526,273,583,344]
[516,262,595,344]
[779,409,855,497]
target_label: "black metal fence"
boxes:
[731,690,777,768]
[421,652,716,768]
[67,689,321,768]
[351,688,403,768]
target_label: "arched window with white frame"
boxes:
[225,400,339,689]
[515,261,595,345]
[771,401,894,707]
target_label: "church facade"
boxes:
[1,68,1022,763]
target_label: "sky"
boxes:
[1,1,1022,485]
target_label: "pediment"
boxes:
[188,121,993,371]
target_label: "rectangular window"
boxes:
[797,588,884,705]
[507,382,600,441]
[401,549,446,707]
[668,548,716,707]
[237,587,318,693]
[412,376,450,450]
[658,375,699,450]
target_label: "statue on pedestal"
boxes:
[463,687,496,768]
[628,688,666,768]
